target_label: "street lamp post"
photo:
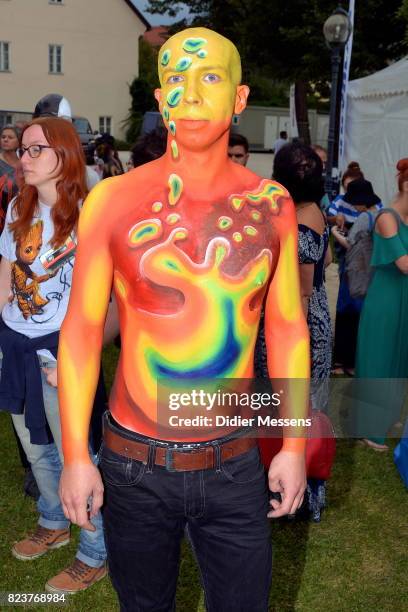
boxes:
[323,7,352,201]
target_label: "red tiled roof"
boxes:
[143,26,170,47]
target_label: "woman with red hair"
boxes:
[354,159,408,451]
[0,118,107,593]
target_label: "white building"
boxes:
[0,0,149,138]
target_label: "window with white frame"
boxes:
[99,116,112,134]
[0,42,10,71]
[0,115,13,129]
[49,44,62,74]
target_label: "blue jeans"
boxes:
[101,414,272,611]
[6,355,106,568]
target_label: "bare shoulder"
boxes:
[375,210,399,238]
[297,203,325,234]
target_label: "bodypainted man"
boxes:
[59,28,310,611]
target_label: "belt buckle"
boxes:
[165,446,178,471]
[164,444,198,471]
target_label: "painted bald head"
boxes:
[155,27,248,153]
[158,27,242,87]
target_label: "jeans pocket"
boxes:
[221,446,266,485]
[100,447,146,487]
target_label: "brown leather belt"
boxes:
[104,426,256,472]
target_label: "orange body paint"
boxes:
[59,28,309,464]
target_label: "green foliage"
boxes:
[129,76,156,115]
[145,0,408,95]
[113,138,131,151]
[125,75,157,144]
[247,75,289,107]
[139,38,160,90]
[124,113,143,146]
[397,0,408,42]
[125,38,163,145]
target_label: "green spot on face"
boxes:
[244,225,258,237]
[161,49,171,66]
[163,107,170,121]
[247,194,261,203]
[182,37,207,54]
[233,232,243,243]
[217,216,233,231]
[167,87,184,108]
[175,56,193,71]
[171,140,179,160]
[197,49,207,58]
[169,121,176,135]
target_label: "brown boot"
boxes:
[45,559,107,594]
[12,526,70,560]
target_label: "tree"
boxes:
[139,37,160,91]
[125,75,157,144]
[145,0,407,93]
[124,38,162,144]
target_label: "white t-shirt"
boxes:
[273,138,288,155]
[0,199,76,358]
[86,165,101,190]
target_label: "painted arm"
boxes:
[44,296,119,389]
[58,182,114,528]
[264,194,310,517]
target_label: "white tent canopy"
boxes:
[343,57,408,204]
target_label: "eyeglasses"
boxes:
[16,145,53,159]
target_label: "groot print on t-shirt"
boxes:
[10,220,56,319]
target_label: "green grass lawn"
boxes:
[0,345,407,611]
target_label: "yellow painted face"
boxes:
[155,28,248,151]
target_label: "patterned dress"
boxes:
[298,223,332,399]
[255,222,332,521]
[255,223,332,386]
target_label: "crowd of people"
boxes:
[0,74,407,604]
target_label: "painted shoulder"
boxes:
[228,162,290,199]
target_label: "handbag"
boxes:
[258,410,336,480]
[346,208,402,299]
[345,211,375,299]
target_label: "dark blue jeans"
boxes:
[100,415,272,612]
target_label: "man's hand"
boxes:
[42,366,57,387]
[59,462,104,531]
[267,450,306,518]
